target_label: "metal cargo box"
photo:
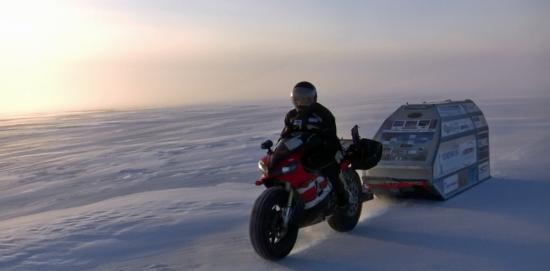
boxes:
[363,99,490,200]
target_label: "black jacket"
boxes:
[281,103,341,156]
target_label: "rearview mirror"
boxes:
[261,140,273,150]
[351,125,361,144]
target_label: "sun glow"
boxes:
[0,1,96,115]
[0,1,151,116]
[0,1,224,116]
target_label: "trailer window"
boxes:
[418,120,430,129]
[404,121,418,129]
[393,120,405,127]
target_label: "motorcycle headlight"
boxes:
[258,160,267,174]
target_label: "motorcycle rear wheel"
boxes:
[249,187,299,260]
[328,170,363,232]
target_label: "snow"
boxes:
[1,95,549,270]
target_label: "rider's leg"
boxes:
[322,162,348,206]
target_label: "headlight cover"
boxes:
[258,160,267,174]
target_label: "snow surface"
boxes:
[1,95,549,270]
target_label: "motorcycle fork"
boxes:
[282,182,294,228]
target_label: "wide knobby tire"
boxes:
[249,187,299,261]
[328,170,363,232]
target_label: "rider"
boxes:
[280,81,349,206]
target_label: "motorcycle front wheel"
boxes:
[249,187,299,261]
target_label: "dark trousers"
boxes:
[321,161,347,199]
[307,145,347,200]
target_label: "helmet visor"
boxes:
[292,96,315,107]
[291,87,315,108]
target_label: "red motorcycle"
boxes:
[249,125,382,260]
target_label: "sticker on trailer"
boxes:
[443,174,459,194]
[478,161,490,180]
[434,136,477,178]
[463,102,481,113]
[380,132,434,161]
[477,133,489,147]
[472,115,488,129]
[442,118,475,138]
[437,104,467,118]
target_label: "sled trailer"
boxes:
[363,99,491,200]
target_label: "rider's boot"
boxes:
[328,173,348,207]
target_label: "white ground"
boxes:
[1,95,549,271]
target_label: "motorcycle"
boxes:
[249,125,382,260]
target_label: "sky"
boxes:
[0,0,549,116]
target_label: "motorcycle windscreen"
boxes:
[269,136,304,168]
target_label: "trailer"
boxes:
[361,99,490,200]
